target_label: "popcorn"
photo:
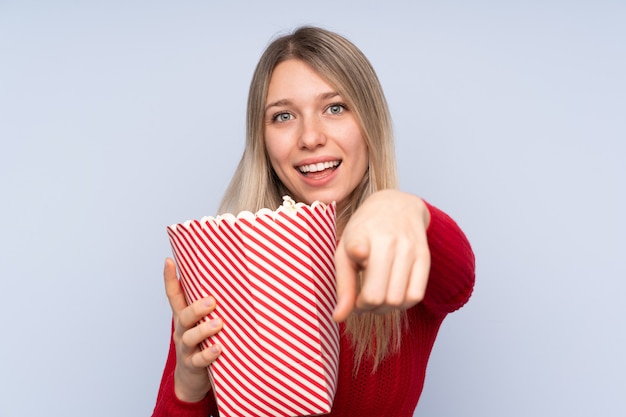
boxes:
[167,197,338,417]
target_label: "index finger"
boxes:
[332,241,363,322]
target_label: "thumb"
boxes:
[164,257,187,316]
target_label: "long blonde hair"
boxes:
[220,26,405,369]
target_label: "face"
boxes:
[264,59,368,210]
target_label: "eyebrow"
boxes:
[264,92,340,113]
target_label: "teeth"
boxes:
[298,160,340,173]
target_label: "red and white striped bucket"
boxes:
[167,197,339,417]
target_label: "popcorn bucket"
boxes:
[167,197,339,417]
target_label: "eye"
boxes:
[272,112,294,123]
[326,103,346,115]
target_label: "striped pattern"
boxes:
[167,201,339,417]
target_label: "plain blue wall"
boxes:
[1,1,625,416]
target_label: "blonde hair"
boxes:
[220,26,405,369]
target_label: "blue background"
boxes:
[1,1,625,416]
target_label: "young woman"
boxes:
[153,26,475,417]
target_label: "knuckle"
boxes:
[418,245,431,263]
[178,307,193,329]
[189,352,207,369]
[385,293,405,308]
[181,328,196,347]
[407,287,425,304]
[358,291,384,308]
[192,345,221,368]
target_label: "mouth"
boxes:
[296,160,341,177]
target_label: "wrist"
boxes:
[174,367,211,403]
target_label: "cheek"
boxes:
[347,130,368,169]
[265,143,284,172]
[264,135,279,162]
[264,140,291,183]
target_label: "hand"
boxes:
[333,190,431,322]
[164,257,223,402]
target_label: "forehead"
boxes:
[266,59,336,99]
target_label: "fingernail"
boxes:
[209,344,221,354]
[202,297,215,308]
[208,318,222,329]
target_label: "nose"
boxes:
[297,116,326,150]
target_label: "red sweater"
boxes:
[152,202,475,417]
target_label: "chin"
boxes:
[304,193,345,207]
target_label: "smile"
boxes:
[297,160,341,174]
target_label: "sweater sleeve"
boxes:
[152,322,219,417]
[421,201,475,314]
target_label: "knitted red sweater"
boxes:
[152,202,475,417]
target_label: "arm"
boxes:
[152,258,222,417]
[421,201,475,314]
[333,190,431,320]
[332,190,475,321]
[152,329,219,417]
